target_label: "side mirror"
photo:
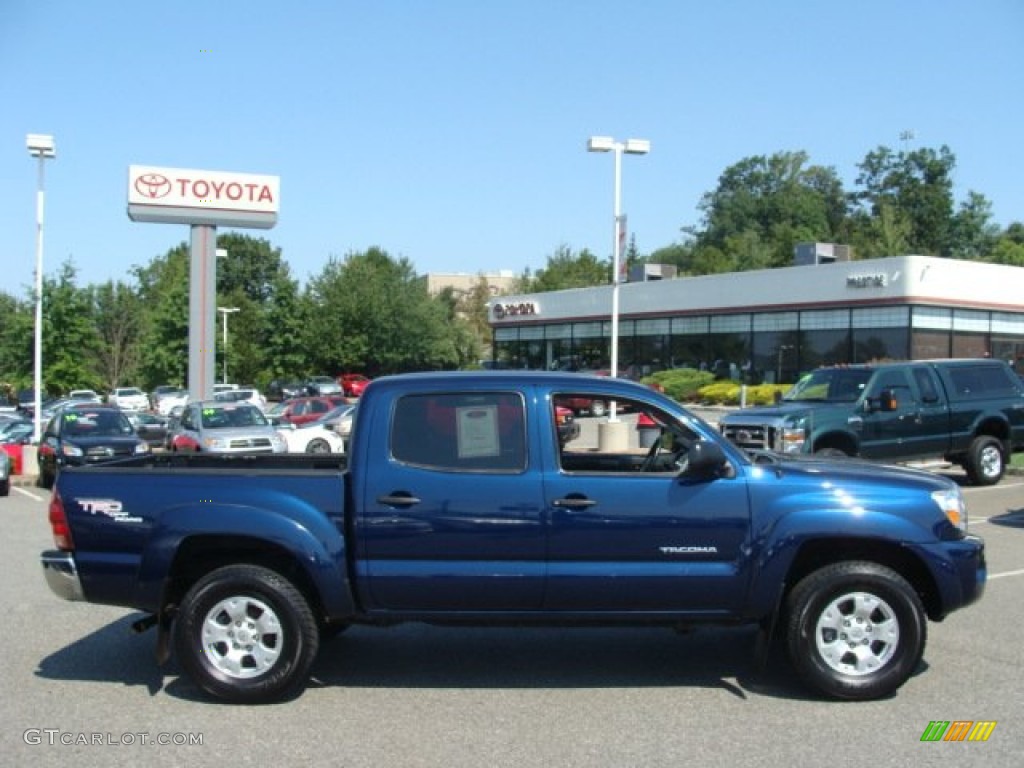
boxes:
[878,388,898,411]
[682,439,728,478]
[864,389,898,413]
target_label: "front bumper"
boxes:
[41,550,84,602]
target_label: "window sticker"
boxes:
[456,404,500,458]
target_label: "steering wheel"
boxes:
[642,433,690,473]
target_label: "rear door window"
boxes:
[391,392,526,472]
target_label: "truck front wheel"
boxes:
[174,564,320,704]
[785,561,926,701]
[964,435,1004,486]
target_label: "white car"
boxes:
[213,387,267,410]
[276,422,345,454]
[156,389,190,416]
[68,389,103,404]
[108,387,149,411]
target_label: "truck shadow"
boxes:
[37,618,926,703]
[308,624,821,701]
[988,508,1024,528]
[34,614,179,698]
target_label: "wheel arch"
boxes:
[781,537,943,620]
[162,535,331,625]
[810,430,859,456]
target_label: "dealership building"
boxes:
[487,250,1024,384]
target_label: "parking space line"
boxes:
[13,486,46,502]
[988,568,1024,580]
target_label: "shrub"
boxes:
[642,368,715,402]
[696,381,790,405]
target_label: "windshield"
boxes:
[200,405,269,429]
[783,368,873,403]
[62,410,135,437]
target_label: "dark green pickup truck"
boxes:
[719,358,1024,485]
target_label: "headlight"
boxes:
[203,437,228,450]
[61,443,84,458]
[777,427,807,453]
[931,487,967,533]
[134,443,151,455]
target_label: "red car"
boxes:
[268,395,350,426]
[338,374,371,398]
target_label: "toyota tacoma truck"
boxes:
[40,371,985,703]
[720,358,1024,485]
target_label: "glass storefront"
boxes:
[492,303,1024,385]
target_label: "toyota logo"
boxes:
[134,173,172,199]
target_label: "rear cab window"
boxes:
[391,392,526,472]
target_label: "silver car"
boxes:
[171,401,286,454]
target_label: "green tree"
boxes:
[989,222,1024,266]
[947,191,1000,261]
[258,268,312,385]
[133,245,190,389]
[517,245,608,292]
[853,145,956,255]
[0,290,29,388]
[90,280,144,391]
[41,260,104,393]
[305,247,463,375]
[694,151,848,271]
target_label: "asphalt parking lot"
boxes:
[2,452,1022,767]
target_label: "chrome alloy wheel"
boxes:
[201,596,283,679]
[814,591,899,676]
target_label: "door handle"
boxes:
[552,497,597,509]
[376,493,422,507]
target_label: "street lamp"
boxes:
[27,133,55,444]
[217,307,239,384]
[587,135,650,424]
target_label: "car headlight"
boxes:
[777,427,807,453]
[203,437,228,450]
[931,486,967,533]
[134,443,151,455]
[61,443,84,458]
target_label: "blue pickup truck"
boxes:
[40,371,985,703]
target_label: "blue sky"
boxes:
[2,0,1022,292]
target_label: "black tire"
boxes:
[174,564,319,704]
[785,561,926,701]
[306,438,331,454]
[0,477,9,496]
[964,435,1004,486]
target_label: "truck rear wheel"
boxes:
[785,561,925,701]
[964,435,1004,486]
[174,564,319,704]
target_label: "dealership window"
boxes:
[633,319,670,376]
[951,309,990,358]
[851,307,909,362]
[707,314,751,379]
[751,313,798,384]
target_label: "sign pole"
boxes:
[188,224,218,402]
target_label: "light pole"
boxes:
[217,307,239,384]
[587,135,650,424]
[27,133,55,444]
